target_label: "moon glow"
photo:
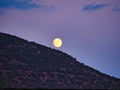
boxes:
[53,38,62,48]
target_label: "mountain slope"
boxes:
[0,32,120,89]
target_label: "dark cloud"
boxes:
[112,7,120,12]
[111,3,120,12]
[0,0,44,10]
[82,3,110,11]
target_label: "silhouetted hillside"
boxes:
[0,32,120,89]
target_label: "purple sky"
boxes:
[0,0,120,78]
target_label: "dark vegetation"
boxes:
[0,32,120,89]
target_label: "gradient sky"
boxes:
[0,0,120,78]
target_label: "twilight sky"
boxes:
[0,0,120,78]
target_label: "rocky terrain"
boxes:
[0,32,120,89]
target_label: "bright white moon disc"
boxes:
[53,38,62,48]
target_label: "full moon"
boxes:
[53,38,62,48]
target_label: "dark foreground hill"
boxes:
[0,32,120,89]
